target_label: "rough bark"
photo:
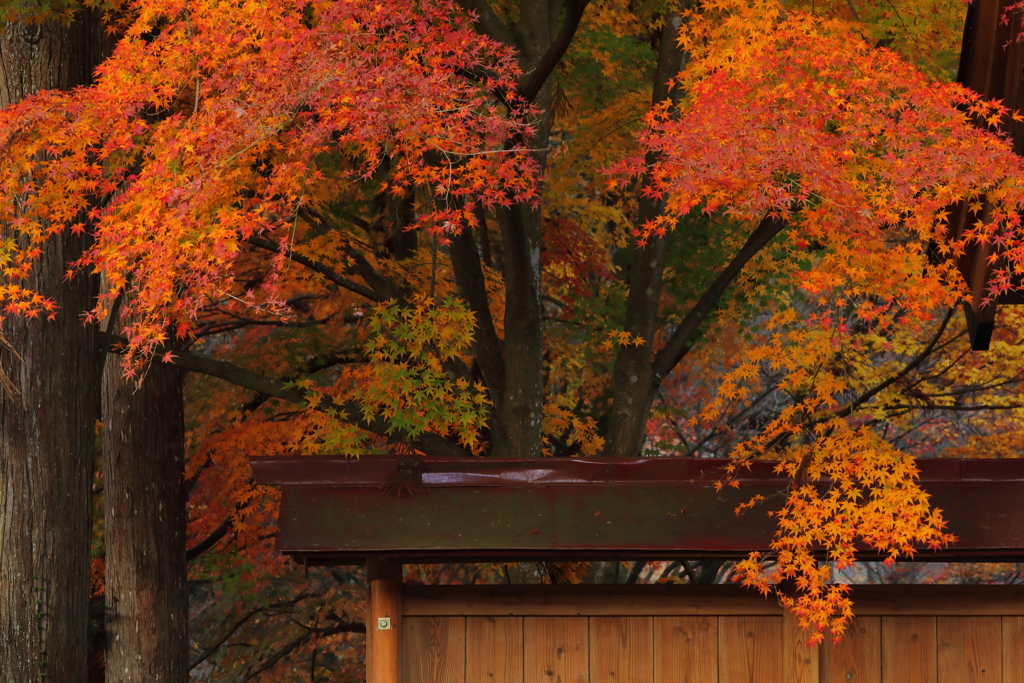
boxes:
[602,13,689,458]
[449,227,510,456]
[0,12,109,683]
[496,202,546,457]
[492,0,560,459]
[103,360,188,683]
[458,0,584,458]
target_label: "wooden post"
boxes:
[366,557,402,683]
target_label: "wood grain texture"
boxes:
[882,616,936,683]
[822,616,880,683]
[783,610,819,683]
[524,617,589,683]
[719,616,782,683]
[466,616,523,683]
[848,587,1024,616]
[371,579,403,683]
[590,617,653,683]
[937,617,1000,683]
[654,616,718,683]
[1001,616,1024,683]
[404,585,782,616]
[403,616,465,683]
[401,585,1024,617]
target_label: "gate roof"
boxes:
[251,456,1024,564]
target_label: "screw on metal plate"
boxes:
[377,617,392,630]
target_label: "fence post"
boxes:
[366,557,402,683]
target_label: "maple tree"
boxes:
[4,0,1024,673]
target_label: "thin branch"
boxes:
[652,215,787,390]
[657,561,682,582]
[625,560,646,585]
[290,616,365,636]
[884,402,1024,412]
[828,307,955,421]
[189,593,314,670]
[241,631,312,682]
[186,516,233,562]
[246,236,384,303]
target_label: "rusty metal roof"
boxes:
[251,456,1024,564]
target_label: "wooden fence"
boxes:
[378,585,1024,683]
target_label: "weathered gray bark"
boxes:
[103,360,188,683]
[0,13,108,683]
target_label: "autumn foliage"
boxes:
[3,0,1024,668]
[0,0,536,358]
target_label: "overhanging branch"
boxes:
[98,331,473,458]
[651,214,786,391]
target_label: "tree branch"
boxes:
[651,215,787,389]
[517,0,591,104]
[449,225,508,453]
[601,11,691,458]
[98,332,473,458]
[246,236,385,303]
[189,593,314,671]
[240,633,311,682]
[454,0,518,49]
[185,515,233,562]
[829,307,955,421]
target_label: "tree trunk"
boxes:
[0,13,109,683]
[495,0,557,458]
[603,13,690,458]
[103,360,188,682]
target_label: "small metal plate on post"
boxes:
[377,617,391,630]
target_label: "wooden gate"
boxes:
[386,585,1024,683]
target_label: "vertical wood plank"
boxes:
[654,616,718,683]
[466,616,523,683]
[524,617,589,683]
[1002,617,1024,683]
[369,579,402,683]
[938,617,1001,683]
[403,616,465,683]
[882,616,936,683]
[822,616,880,683]
[366,583,374,683]
[719,616,782,683]
[591,617,653,683]
[783,610,820,683]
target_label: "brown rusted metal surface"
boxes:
[251,454,776,486]
[249,454,1024,487]
[251,457,1024,563]
[950,0,1024,348]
